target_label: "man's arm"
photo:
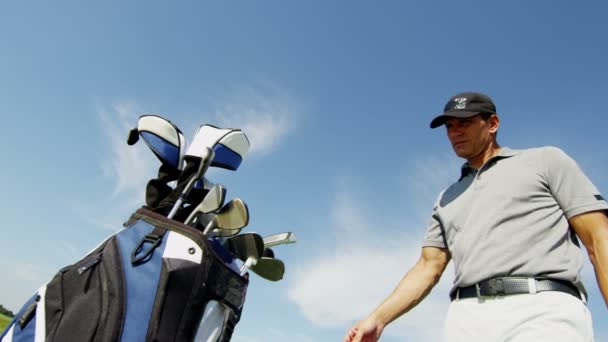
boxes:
[570,210,608,307]
[343,246,450,342]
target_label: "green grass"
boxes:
[0,313,12,333]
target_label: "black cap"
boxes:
[430,92,496,129]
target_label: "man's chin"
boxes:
[452,147,470,159]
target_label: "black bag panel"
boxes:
[206,259,249,314]
[95,238,126,342]
[146,258,212,342]
[131,208,250,339]
[44,237,125,342]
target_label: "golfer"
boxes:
[344,92,608,341]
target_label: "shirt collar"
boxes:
[459,147,520,179]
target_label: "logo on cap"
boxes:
[453,97,467,110]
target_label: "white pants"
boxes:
[445,291,594,342]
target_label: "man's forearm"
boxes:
[370,256,445,327]
[569,211,608,307]
[591,233,608,307]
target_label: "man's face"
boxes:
[444,115,496,160]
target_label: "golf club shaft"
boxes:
[239,257,257,276]
[168,148,214,219]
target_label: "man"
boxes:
[343,92,608,342]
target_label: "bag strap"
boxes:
[131,226,167,265]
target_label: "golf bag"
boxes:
[0,208,248,342]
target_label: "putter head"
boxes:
[203,198,249,235]
[186,124,250,171]
[263,232,297,248]
[251,257,285,281]
[225,233,264,262]
[128,115,186,170]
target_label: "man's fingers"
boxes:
[352,330,364,342]
[343,328,358,342]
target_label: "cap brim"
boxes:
[429,111,481,129]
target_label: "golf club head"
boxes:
[209,227,242,238]
[262,247,275,258]
[263,232,297,248]
[128,115,186,171]
[193,176,215,190]
[186,124,250,171]
[213,130,250,170]
[225,233,264,263]
[199,183,226,213]
[203,198,249,235]
[183,183,227,225]
[250,257,285,281]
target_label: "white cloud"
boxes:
[213,84,297,156]
[65,102,159,232]
[287,177,455,341]
[98,102,158,201]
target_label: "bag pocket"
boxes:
[146,257,212,342]
[45,237,125,342]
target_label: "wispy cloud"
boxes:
[79,83,298,232]
[213,83,298,156]
[287,156,459,341]
[98,102,158,201]
[68,102,158,232]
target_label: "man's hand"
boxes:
[343,247,450,342]
[343,317,384,342]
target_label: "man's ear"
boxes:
[488,114,500,134]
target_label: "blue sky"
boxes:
[1,1,607,341]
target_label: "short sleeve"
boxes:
[543,146,608,218]
[423,193,448,248]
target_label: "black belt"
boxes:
[451,278,582,301]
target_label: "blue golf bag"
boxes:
[0,208,248,342]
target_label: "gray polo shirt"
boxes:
[423,146,608,292]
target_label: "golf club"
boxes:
[188,124,250,172]
[250,257,285,281]
[184,183,226,225]
[262,247,275,258]
[202,198,249,235]
[167,147,214,219]
[263,232,297,248]
[221,233,264,276]
[127,114,186,171]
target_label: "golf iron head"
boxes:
[250,257,285,281]
[202,198,249,235]
[184,183,226,225]
[222,233,265,276]
[262,247,275,258]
